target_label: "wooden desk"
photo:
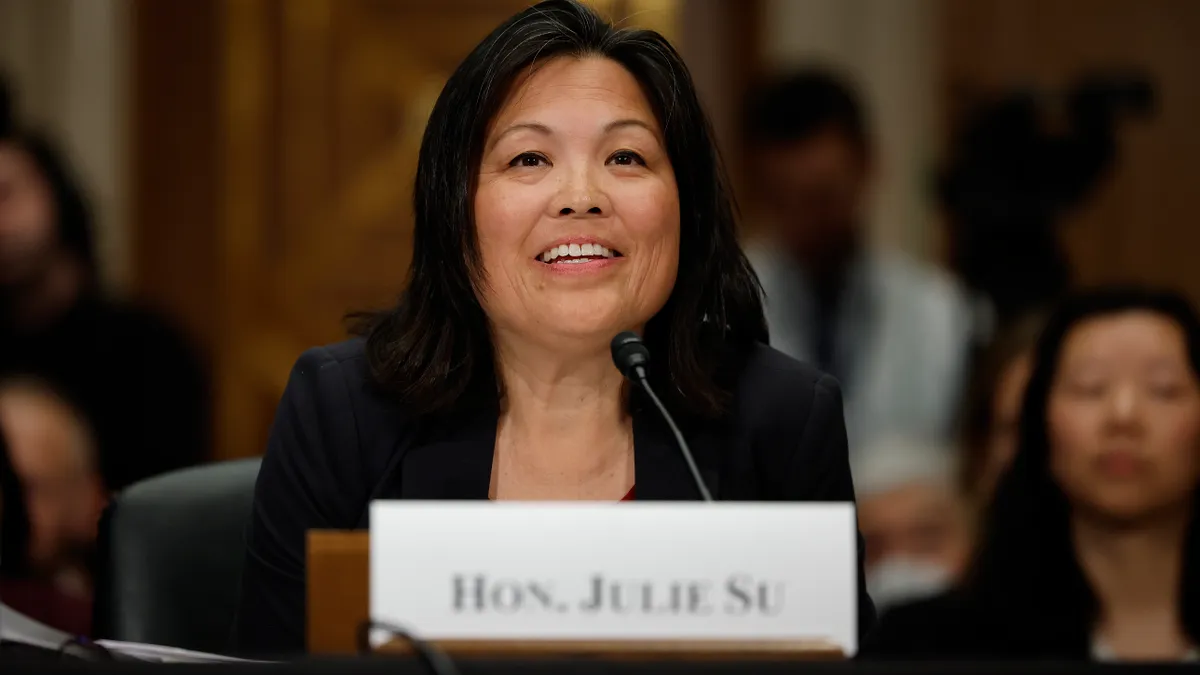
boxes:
[307,530,370,655]
[307,530,843,660]
[377,639,843,660]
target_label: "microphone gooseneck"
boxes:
[358,619,461,675]
[610,331,714,502]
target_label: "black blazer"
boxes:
[864,584,1200,660]
[232,338,875,655]
[861,590,1092,660]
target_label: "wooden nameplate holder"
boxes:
[306,530,844,660]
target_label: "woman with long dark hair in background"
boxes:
[865,286,1200,660]
[0,75,210,492]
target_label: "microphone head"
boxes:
[610,331,650,379]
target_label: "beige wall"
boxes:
[760,0,940,260]
[0,0,130,293]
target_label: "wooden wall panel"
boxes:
[131,0,220,357]
[214,0,541,459]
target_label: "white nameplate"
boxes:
[369,502,858,654]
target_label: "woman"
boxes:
[234,0,872,656]
[864,287,1200,660]
[0,125,210,492]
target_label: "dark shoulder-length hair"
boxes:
[957,308,1048,501]
[356,0,765,418]
[966,285,1200,644]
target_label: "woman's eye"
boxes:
[1148,382,1185,399]
[1069,382,1106,398]
[509,153,548,168]
[608,150,646,166]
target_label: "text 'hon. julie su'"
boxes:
[452,573,786,616]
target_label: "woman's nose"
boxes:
[555,166,608,216]
[1106,384,1143,427]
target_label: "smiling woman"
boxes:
[864,287,1200,661]
[233,0,874,656]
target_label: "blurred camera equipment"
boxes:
[938,69,1155,326]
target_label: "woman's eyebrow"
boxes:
[486,122,552,153]
[487,118,658,153]
[604,118,656,135]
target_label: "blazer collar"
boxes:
[631,397,722,501]
[397,403,497,500]
[396,396,721,501]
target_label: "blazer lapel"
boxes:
[397,403,497,500]
[632,403,721,501]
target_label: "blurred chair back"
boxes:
[93,458,261,653]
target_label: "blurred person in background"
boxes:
[0,377,106,597]
[743,69,976,456]
[854,435,971,614]
[958,311,1047,508]
[0,396,93,637]
[865,287,1200,661]
[936,72,1153,328]
[0,78,210,491]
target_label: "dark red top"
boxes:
[0,577,92,637]
[489,487,635,501]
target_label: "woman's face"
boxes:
[1049,311,1200,522]
[0,144,57,284]
[474,56,679,349]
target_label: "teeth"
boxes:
[538,243,618,263]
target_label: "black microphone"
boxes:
[610,332,714,502]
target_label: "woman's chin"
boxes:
[526,313,636,349]
[544,321,626,343]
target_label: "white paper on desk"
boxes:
[93,639,271,663]
[2,601,268,663]
[1,602,72,650]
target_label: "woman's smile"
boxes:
[475,56,679,340]
[532,236,626,276]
